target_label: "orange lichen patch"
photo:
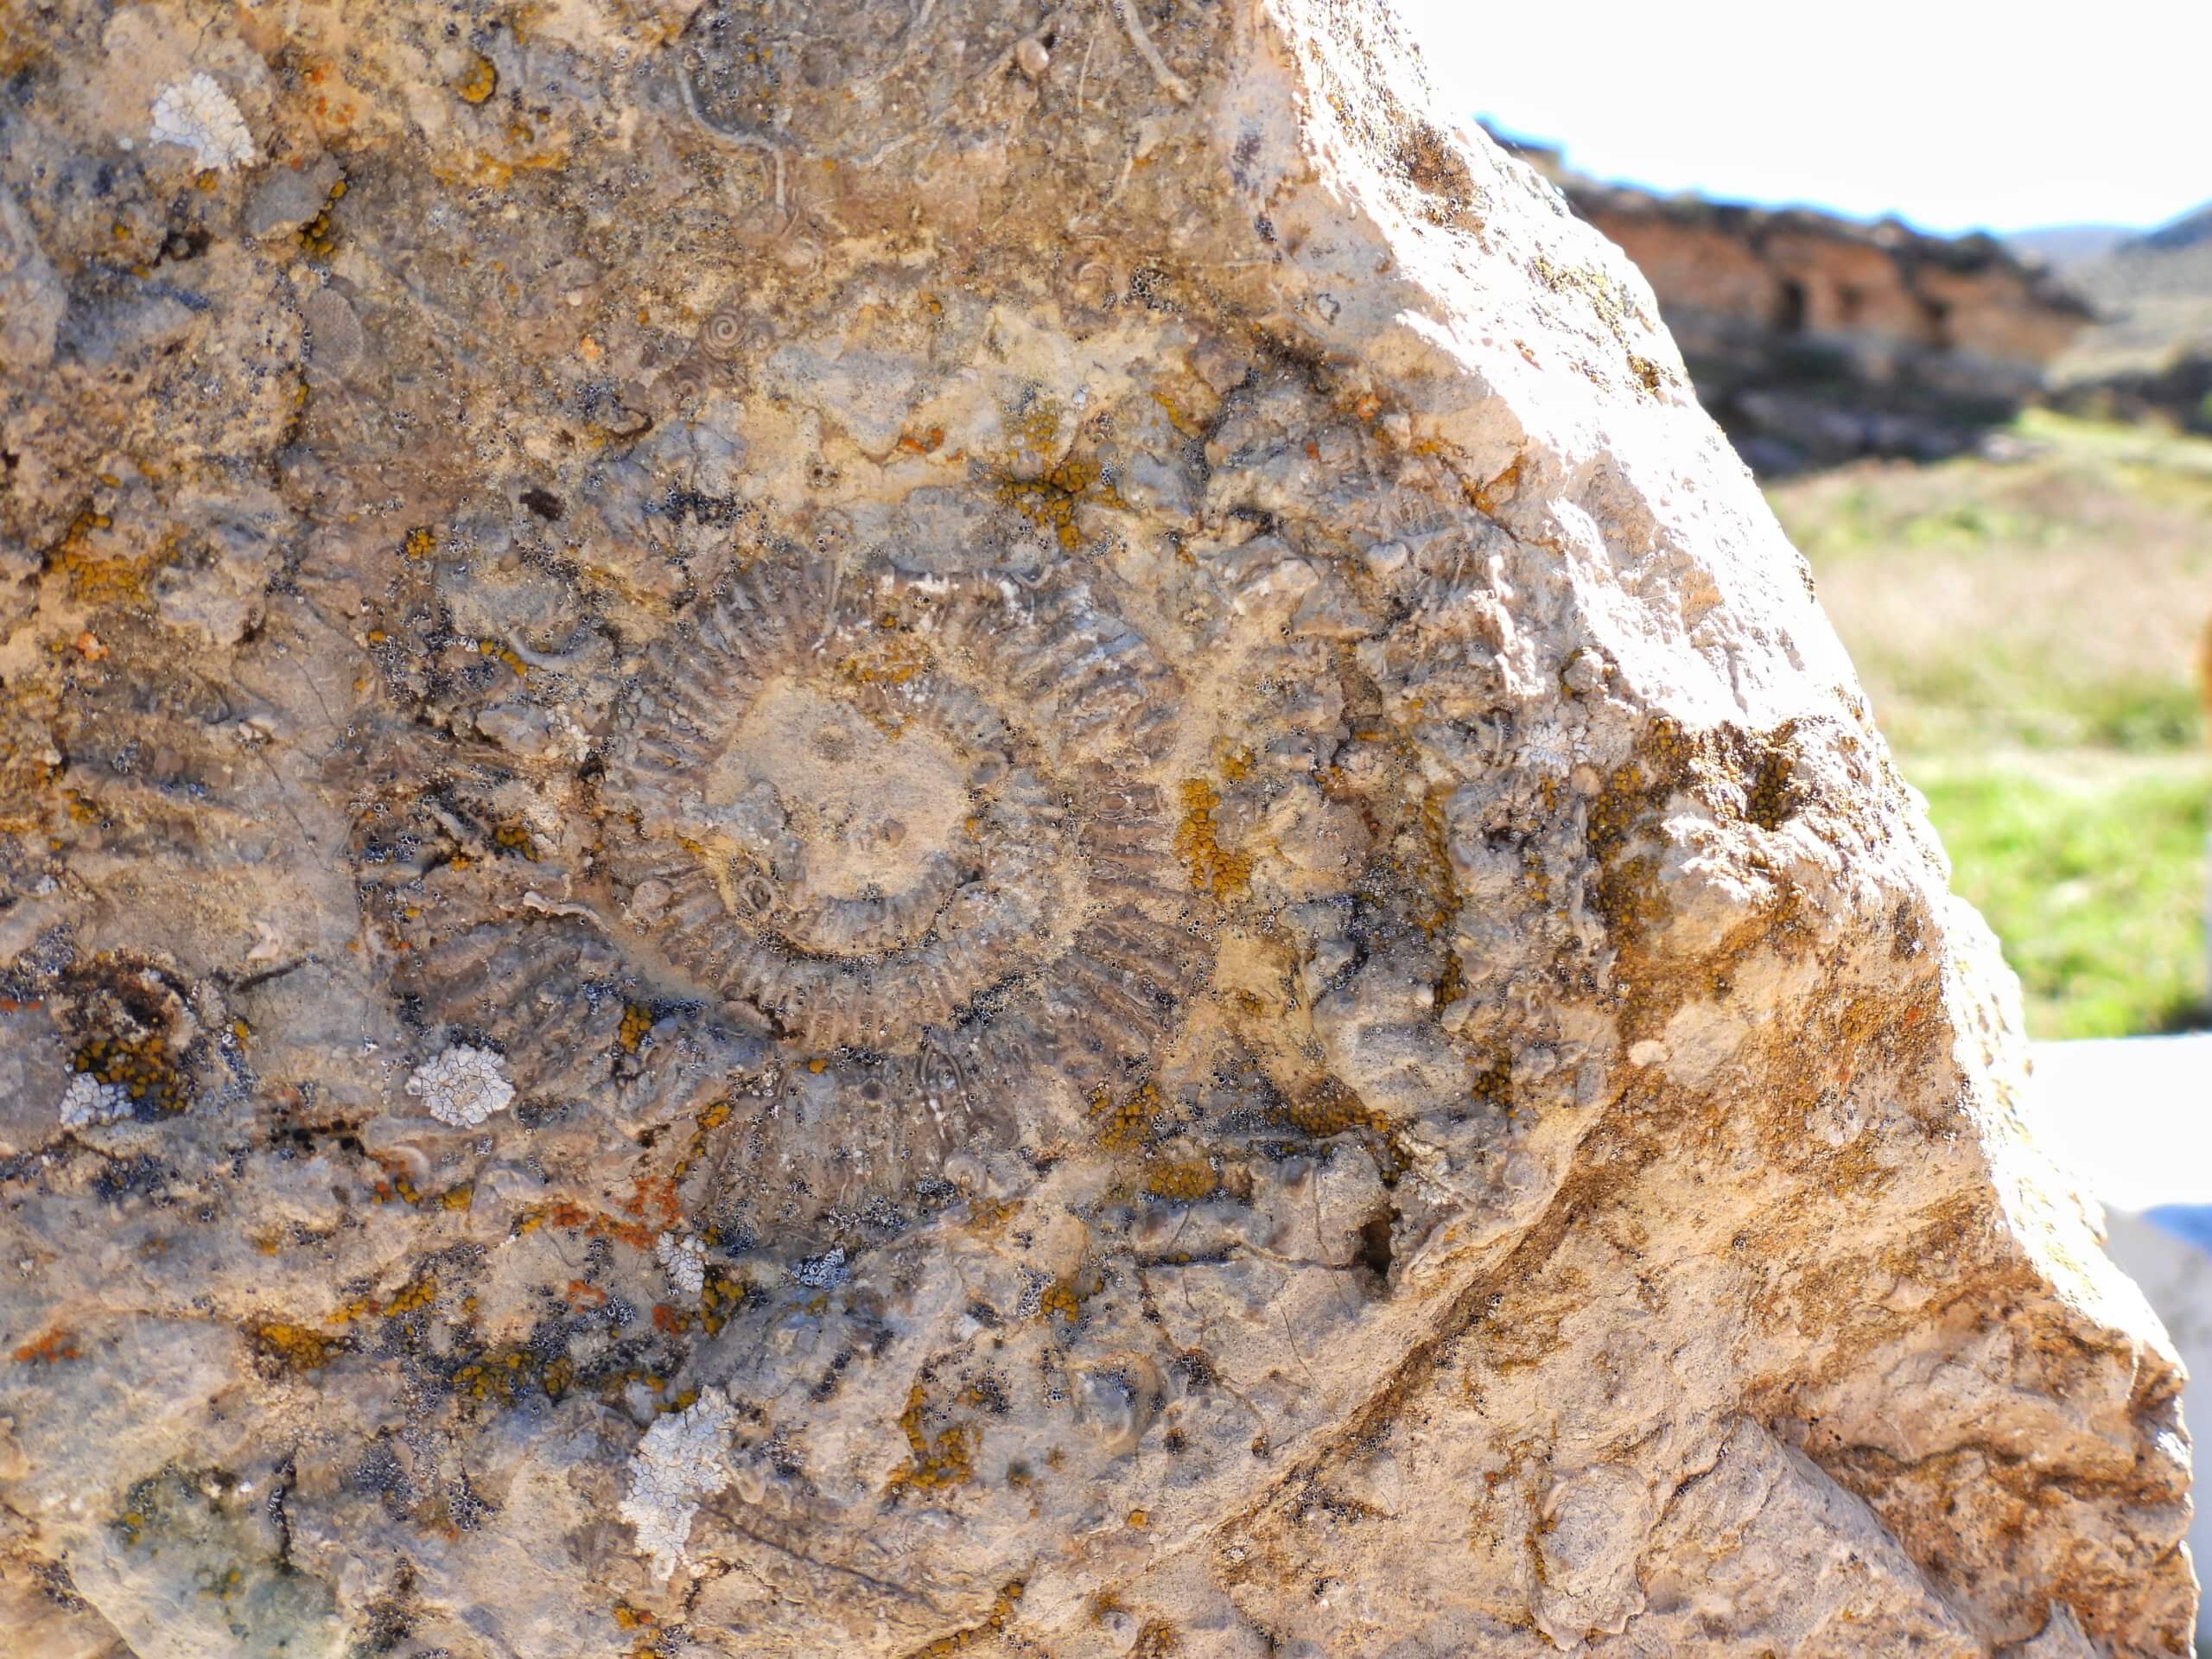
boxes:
[0,715,60,827]
[1469,454,1522,516]
[564,1279,607,1310]
[696,1100,732,1130]
[367,1154,423,1206]
[455,54,498,104]
[997,454,1123,550]
[488,821,537,859]
[297,177,346,257]
[12,1326,81,1363]
[478,639,530,679]
[402,526,436,560]
[1274,1078,1408,1177]
[1173,779,1250,897]
[74,630,107,661]
[906,1580,1027,1657]
[698,1265,753,1335]
[617,1003,653,1053]
[1149,383,1211,438]
[652,1304,692,1335]
[453,1347,535,1403]
[836,628,933,697]
[620,1175,683,1231]
[73,1032,188,1116]
[1130,1619,1181,1656]
[896,426,946,455]
[886,1382,977,1497]
[52,510,152,606]
[1094,1080,1166,1152]
[436,1182,474,1211]
[517,1200,656,1251]
[1139,1154,1217,1204]
[327,1290,382,1325]
[385,1275,438,1316]
[1039,1277,1086,1327]
[251,1321,336,1372]
[612,1600,658,1630]
[424,142,570,189]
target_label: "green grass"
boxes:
[1913,756,2209,1038]
[1770,410,2212,1039]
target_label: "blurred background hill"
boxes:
[2041,207,2212,435]
[1465,130,2212,1043]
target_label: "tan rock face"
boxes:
[0,3,2189,1656]
[1552,181,2091,467]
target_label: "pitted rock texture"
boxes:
[0,3,2191,1656]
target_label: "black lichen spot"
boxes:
[92,1154,172,1204]
[518,487,563,521]
[348,1433,416,1520]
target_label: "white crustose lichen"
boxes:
[618,1387,735,1581]
[148,73,258,173]
[58,1072,130,1128]
[656,1231,707,1302]
[404,1045,515,1128]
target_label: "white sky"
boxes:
[1396,0,2212,237]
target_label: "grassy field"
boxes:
[1770,410,2212,1039]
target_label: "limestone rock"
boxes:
[0,3,2190,1656]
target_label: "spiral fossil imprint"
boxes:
[603,556,1198,1058]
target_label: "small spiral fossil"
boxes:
[696,306,747,361]
[657,350,714,404]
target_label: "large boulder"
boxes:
[0,2,2189,1655]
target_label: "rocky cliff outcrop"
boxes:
[0,3,2190,1656]
[1496,134,2093,470]
[2044,203,2212,433]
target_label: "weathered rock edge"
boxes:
[0,2,2191,1656]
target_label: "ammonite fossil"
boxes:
[594,556,1207,1234]
[674,0,1062,162]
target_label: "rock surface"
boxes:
[0,3,2190,1656]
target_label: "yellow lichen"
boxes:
[1173,779,1250,897]
[251,1321,335,1372]
[456,54,498,104]
[1094,1080,1165,1152]
[1039,1277,1086,1327]
[886,1382,976,1496]
[1140,1155,1217,1203]
[72,1032,188,1116]
[908,1580,1026,1656]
